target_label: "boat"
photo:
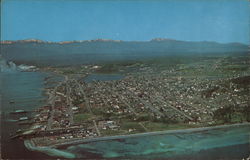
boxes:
[18,117,29,121]
[10,110,28,114]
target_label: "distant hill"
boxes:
[0,39,248,66]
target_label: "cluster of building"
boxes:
[27,57,249,146]
[74,66,249,126]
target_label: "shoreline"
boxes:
[23,122,250,158]
[24,139,76,159]
[50,122,250,148]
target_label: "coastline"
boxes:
[47,122,250,148]
[0,71,55,159]
[24,139,76,159]
[23,122,250,158]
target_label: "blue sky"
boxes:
[1,0,249,44]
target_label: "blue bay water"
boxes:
[0,71,54,159]
[59,124,250,159]
[1,72,47,112]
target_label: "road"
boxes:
[73,80,101,136]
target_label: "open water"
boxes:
[0,71,53,159]
[55,124,250,159]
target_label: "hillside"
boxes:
[1,39,248,66]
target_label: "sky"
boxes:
[1,0,250,44]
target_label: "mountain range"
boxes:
[1,38,248,66]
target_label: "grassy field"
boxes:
[73,113,95,123]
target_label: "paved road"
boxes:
[66,81,74,125]
[47,77,66,130]
[73,80,102,135]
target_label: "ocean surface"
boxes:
[0,71,56,159]
[1,71,249,159]
[54,124,249,159]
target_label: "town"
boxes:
[13,55,250,147]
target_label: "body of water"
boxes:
[0,71,55,159]
[56,124,249,159]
